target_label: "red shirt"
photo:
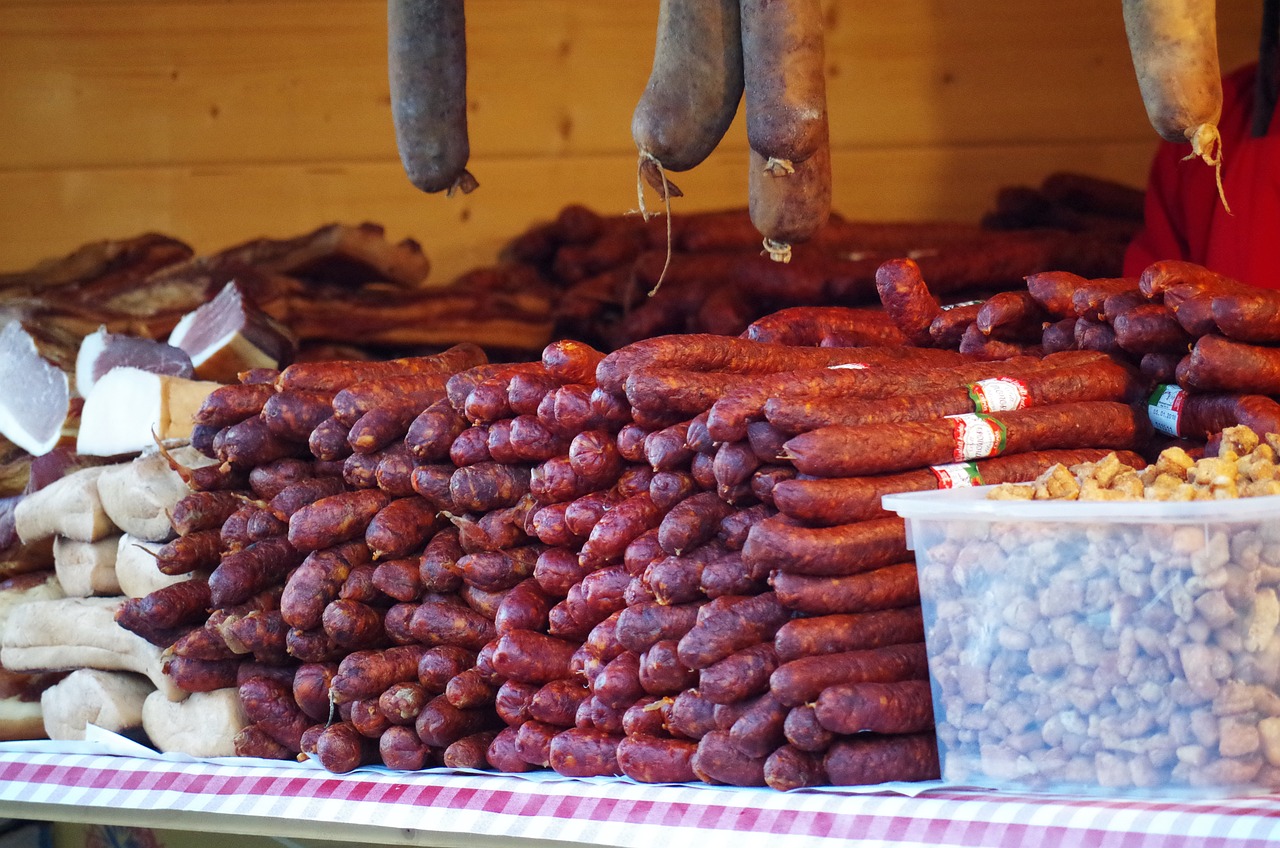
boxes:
[1124,63,1280,288]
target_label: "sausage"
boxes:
[775,607,925,662]
[162,656,241,693]
[268,476,346,521]
[540,384,602,436]
[388,0,477,195]
[771,447,1146,526]
[508,371,560,417]
[1209,290,1280,343]
[1122,0,1222,149]
[666,688,717,740]
[772,562,921,615]
[528,546,589,598]
[823,731,941,784]
[746,305,908,348]
[217,416,308,470]
[1148,386,1280,440]
[727,691,789,758]
[313,721,378,773]
[1070,277,1141,320]
[568,430,623,483]
[224,610,290,663]
[117,579,212,634]
[580,695,626,735]
[549,727,623,778]
[596,335,970,395]
[770,642,930,707]
[406,398,469,463]
[348,404,429,455]
[618,734,699,784]
[443,730,501,769]
[676,592,789,670]
[503,416,570,464]
[285,628,344,664]
[927,302,982,349]
[657,491,733,556]
[491,629,578,685]
[307,416,353,462]
[486,725,534,773]
[1025,270,1087,318]
[170,491,248,537]
[416,695,492,748]
[379,724,433,770]
[529,458,599,506]
[1177,334,1280,394]
[615,423,651,464]
[742,516,906,577]
[410,601,496,651]
[704,354,1062,444]
[780,401,1145,477]
[418,527,464,593]
[631,0,743,173]
[614,600,702,654]
[416,644,477,693]
[1171,291,1219,337]
[449,462,531,513]
[292,662,338,722]
[625,371,734,419]
[209,537,304,608]
[698,642,777,705]
[644,543,733,606]
[281,541,370,631]
[1139,259,1247,299]
[975,291,1050,341]
[691,730,767,786]
[154,529,222,576]
[615,465,655,498]
[1040,317,1080,354]
[644,420,694,472]
[495,679,540,727]
[580,492,664,566]
[464,377,516,425]
[261,391,334,443]
[445,667,496,710]
[563,491,617,539]
[494,578,554,635]
[1113,303,1194,354]
[449,425,492,467]
[764,745,828,790]
[457,546,540,593]
[622,527,665,581]
[542,339,606,385]
[632,638,693,697]
[287,489,392,553]
[193,383,275,428]
[814,679,935,735]
[782,704,834,753]
[528,677,591,728]
[874,257,941,346]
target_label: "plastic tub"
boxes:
[883,486,1280,795]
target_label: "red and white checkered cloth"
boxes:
[4,751,1280,847]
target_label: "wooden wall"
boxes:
[0,1,1261,283]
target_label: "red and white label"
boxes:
[1147,383,1187,438]
[946,413,1004,461]
[929,462,982,488]
[969,377,1030,413]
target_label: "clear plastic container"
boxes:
[883,487,1280,795]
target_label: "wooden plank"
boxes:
[0,141,1158,282]
[0,0,1259,170]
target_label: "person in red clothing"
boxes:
[1123,2,1280,289]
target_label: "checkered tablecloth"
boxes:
[3,751,1280,848]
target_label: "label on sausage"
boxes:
[940,299,984,311]
[929,462,983,488]
[945,413,1007,461]
[1147,383,1186,438]
[827,363,869,370]
[967,378,1031,413]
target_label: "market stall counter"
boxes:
[2,737,1280,848]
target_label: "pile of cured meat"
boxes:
[95,264,1266,788]
[521,172,1144,350]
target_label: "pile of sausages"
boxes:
[101,301,1226,789]
[514,181,1138,351]
[866,256,1280,455]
